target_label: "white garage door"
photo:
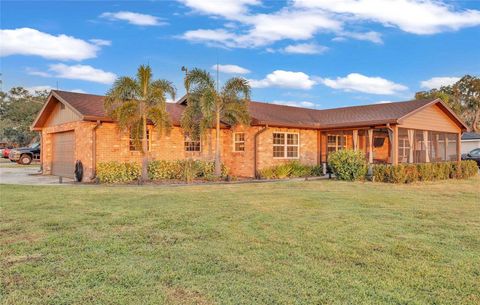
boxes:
[51,131,75,178]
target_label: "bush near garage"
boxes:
[96,162,141,183]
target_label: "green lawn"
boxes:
[1,178,479,305]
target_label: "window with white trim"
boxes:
[233,132,245,152]
[129,129,150,151]
[273,132,299,158]
[184,133,201,152]
[327,134,346,155]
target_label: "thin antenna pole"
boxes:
[216,50,219,92]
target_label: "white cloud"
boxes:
[181,9,342,48]
[181,29,239,48]
[338,31,383,44]
[89,39,112,46]
[283,43,329,54]
[0,28,101,61]
[25,86,55,93]
[294,0,480,34]
[271,100,316,108]
[180,0,480,50]
[100,11,165,26]
[35,64,117,84]
[211,64,250,74]
[178,0,260,18]
[375,100,393,104]
[25,86,85,94]
[420,76,460,89]
[320,73,408,95]
[49,64,117,84]
[248,70,317,90]
[26,67,51,77]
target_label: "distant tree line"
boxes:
[0,87,48,146]
[415,75,480,132]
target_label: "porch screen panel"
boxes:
[398,128,410,164]
[413,130,426,163]
[446,133,458,161]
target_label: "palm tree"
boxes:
[182,68,251,176]
[104,65,176,181]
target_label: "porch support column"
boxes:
[392,125,398,165]
[407,129,414,163]
[457,133,461,162]
[423,130,430,163]
[368,128,373,164]
[352,129,359,151]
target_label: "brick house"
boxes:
[31,90,468,181]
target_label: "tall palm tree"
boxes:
[105,65,176,181]
[182,68,251,176]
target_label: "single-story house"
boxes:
[461,132,480,154]
[31,90,468,181]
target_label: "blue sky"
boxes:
[1,0,480,109]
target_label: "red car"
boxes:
[1,147,13,159]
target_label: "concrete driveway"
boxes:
[0,161,74,185]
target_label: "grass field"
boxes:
[1,178,479,305]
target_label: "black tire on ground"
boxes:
[19,154,32,165]
[10,159,16,162]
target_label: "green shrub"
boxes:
[182,159,198,183]
[328,149,368,181]
[460,160,478,179]
[97,161,141,183]
[258,161,324,179]
[372,161,477,183]
[148,160,183,180]
[148,159,229,182]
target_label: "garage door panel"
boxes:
[52,131,75,178]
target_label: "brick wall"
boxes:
[41,121,96,181]
[41,121,322,180]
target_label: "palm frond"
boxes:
[222,77,250,101]
[221,98,250,126]
[184,68,215,94]
[148,106,172,137]
[104,77,139,115]
[137,65,152,97]
[111,100,142,131]
[149,79,176,106]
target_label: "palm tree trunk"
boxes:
[214,108,221,176]
[141,114,148,182]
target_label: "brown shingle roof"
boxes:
[34,90,466,130]
[53,90,184,125]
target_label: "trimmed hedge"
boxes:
[328,149,368,181]
[373,160,478,183]
[258,161,323,179]
[97,161,141,183]
[148,159,228,182]
[97,160,229,184]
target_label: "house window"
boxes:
[184,134,201,152]
[273,132,299,158]
[233,132,245,152]
[327,134,346,154]
[129,129,150,151]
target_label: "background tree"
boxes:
[416,75,479,132]
[105,65,176,181]
[0,87,48,146]
[182,68,251,176]
[452,75,479,132]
